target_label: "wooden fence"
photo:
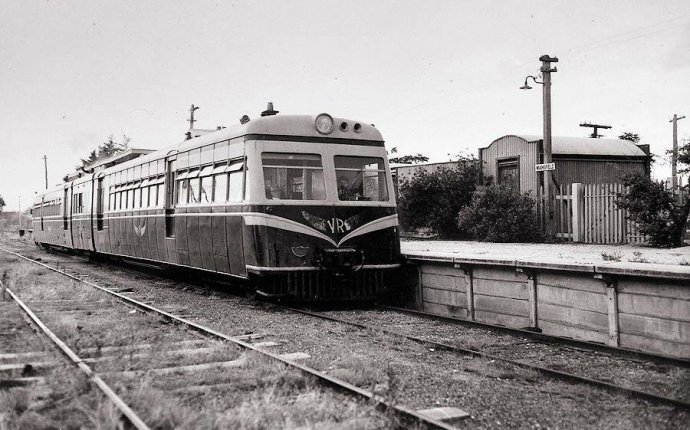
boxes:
[553,183,647,245]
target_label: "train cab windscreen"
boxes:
[262,153,326,200]
[335,156,389,202]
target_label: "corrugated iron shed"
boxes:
[511,135,647,157]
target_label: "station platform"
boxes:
[399,240,690,358]
[401,240,690,279]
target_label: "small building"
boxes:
[479,135,651,194]
[391,161,459,197]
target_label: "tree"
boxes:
[0,195,5,213]
[389,154,429,164]
[458,184,543,242]
[617,172,689,247]
[388,147,429,164]
[77,135,130,170]
[618,132,640,143]
[397,156,481,238]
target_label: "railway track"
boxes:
[3,241,689,428]
[285,305,690,410]
[383,305,690,369]
[0,246,456,430]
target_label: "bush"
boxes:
[617,172,689,247]
[457,184,543,242]
[397,158,480,239]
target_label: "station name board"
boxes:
[535,163,556,172]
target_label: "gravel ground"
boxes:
[0,246,390,429]
[6,239,688,429]
[319,309,690,403]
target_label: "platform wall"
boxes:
[411,260,690,358]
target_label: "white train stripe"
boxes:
[243,213,338,247]
[34,211,397,248]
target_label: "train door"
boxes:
[63,185,73,248]
[165,158,176,237]
[92,174,105,251]
[164,154,177,263]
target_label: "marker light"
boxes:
[315,113,334,135]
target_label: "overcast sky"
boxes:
[2,0,689,211]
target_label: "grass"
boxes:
[601,251,622,262]
[109,352,388,430]
[2,253,390,429]
[627,251,649,264]
[0,369,122,430]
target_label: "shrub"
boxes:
[397,158,480,239]
[617,172,689,247]
[457,184,543,242]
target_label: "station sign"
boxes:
[535,163,556,172]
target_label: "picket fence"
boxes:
[552,183,648,244]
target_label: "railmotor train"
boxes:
[32,106,401,300]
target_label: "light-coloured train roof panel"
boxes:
[100,114,384,174]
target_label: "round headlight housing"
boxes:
[315,113,334,135]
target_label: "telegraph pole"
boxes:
[188,104,199,131]
[670,114,685,195]
[43,155,48,190]
[540,54,558,234]
[18,196,21,229]
[579,122,612,138]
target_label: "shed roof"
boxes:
[493,135,647,157]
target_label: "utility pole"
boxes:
[670,114,685,196]
[540,54,559,234]
[43,155,48,190]
[18,196,21,229]
[188,104,199,131]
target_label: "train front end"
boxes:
[242,113,401,301]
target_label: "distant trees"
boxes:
[0,195,5,213]
[397,156,481,238]
[389,154,429,164]
[618,132,640,143]
[388,147,429,165]
[77,135,130,170]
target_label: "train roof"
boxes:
[42,112,384,194]
[104,113,383,173]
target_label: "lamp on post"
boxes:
[520,54,558,234]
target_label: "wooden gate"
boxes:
[555,183,647,244]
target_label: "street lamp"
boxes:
[521,55,558,234]
[519,76,542,90]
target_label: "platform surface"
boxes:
[401,240,690,278]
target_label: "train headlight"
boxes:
[315,113,334,135]
[291,246,310,258]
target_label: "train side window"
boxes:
[157,184,165,207]
[228,170,243,201]
[261,153,325,200]
[134,188,141,209]
[200,176,212,204]
[213,173,228,202]
[177,179,189,204]
[189,177,200,204]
